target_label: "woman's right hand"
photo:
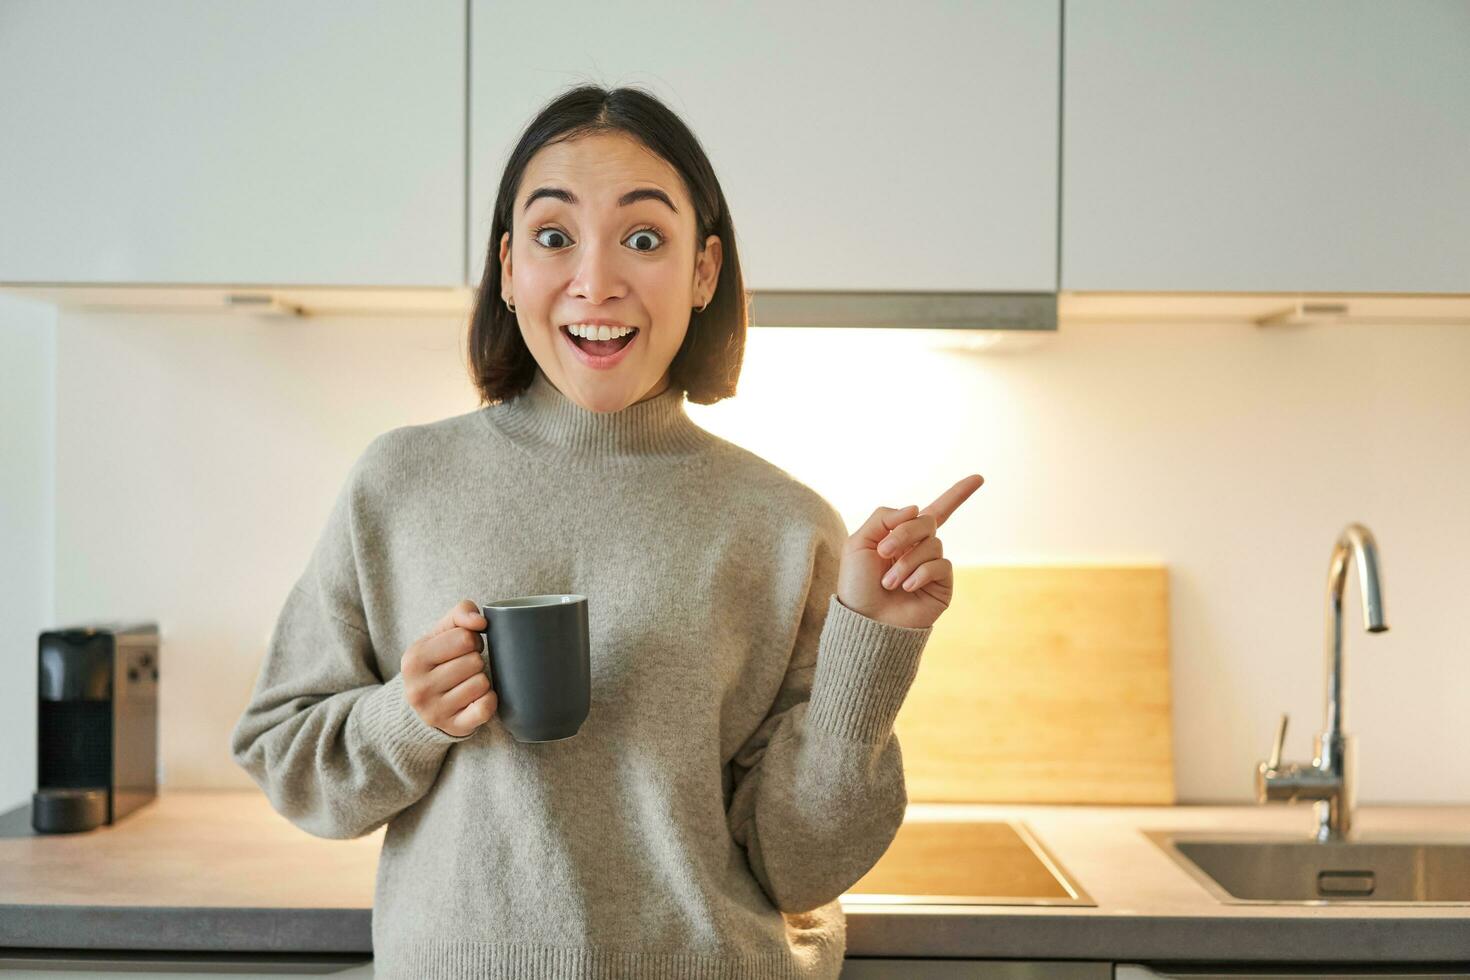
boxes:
[402,599,497,738]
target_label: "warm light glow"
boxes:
[683,326,1030,558]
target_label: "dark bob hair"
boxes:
[467,84,747,407]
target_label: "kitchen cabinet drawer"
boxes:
[839,960,1108,979]
[468,0,1060,294]
[1117,965,1470,979]
[1061,0,1470,293]
[0,952,371,976]
[0,0,464,288]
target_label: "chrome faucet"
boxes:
[1255,522,1388,842]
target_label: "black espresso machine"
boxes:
[33,622,160,833]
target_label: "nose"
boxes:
[568,236,628,306]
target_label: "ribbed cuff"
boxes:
[805,594,931,743]
[356,670,473,768]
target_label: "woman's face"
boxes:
[499,131,722,413]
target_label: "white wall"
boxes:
[3,309,1467,810]
[0,294,56,813]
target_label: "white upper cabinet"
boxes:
[467,0,1060,293]
[0,0,465,287]
[1061,0,1470,293]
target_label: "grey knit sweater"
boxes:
[230,366,932,979]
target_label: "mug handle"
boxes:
[478,607,496,697]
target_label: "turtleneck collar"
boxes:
[481,366,714,467]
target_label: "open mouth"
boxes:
[561,325,639,362]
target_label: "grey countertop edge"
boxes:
[0,906,369,955]
[1,905,1468,963]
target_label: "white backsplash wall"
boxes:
[0,294,57,816]
[4,308,1467,810]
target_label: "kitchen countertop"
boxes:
[0,790,1467,963]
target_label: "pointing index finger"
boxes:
[917,474,984,528]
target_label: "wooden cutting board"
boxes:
[894,564,1174,804]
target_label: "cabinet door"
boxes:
[0,955,372,978]
[1062,0,1470,293]
[1117,964,1470,979]
[468,0,1059,293]
[840,961,1109,979]
[0,0,464,287]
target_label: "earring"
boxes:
[695,300,708,313]
[505,297,516,314]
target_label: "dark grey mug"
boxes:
[480,594,590,742]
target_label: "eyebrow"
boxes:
[521,185,679,216]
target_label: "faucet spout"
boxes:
[1323,523,1388,748]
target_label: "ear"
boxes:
[695,234,722,303]
[499,231,513,299]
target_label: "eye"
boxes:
[531,226,571,250]
[625,225,664,253]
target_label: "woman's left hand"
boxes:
[836,474,985,630]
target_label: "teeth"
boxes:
[567,323,635,340]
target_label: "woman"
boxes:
[232,84,982,979]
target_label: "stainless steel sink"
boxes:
[1143,829,1470,905]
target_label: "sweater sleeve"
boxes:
[725,505,932,914]
[229,441,472,840]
